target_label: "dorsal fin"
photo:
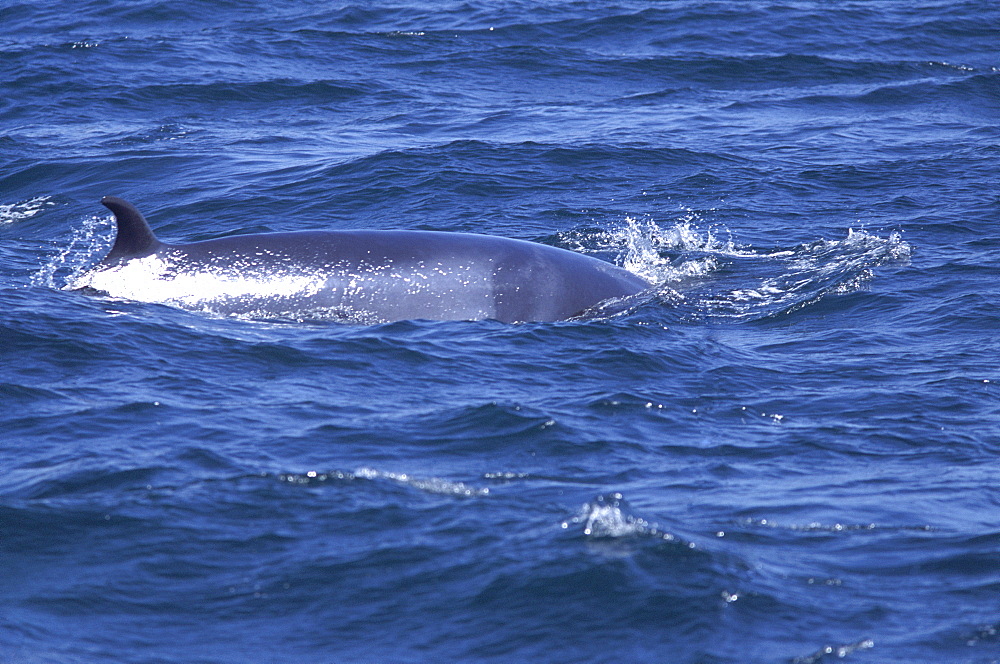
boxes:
[100,196,162,262]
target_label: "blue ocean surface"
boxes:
[2,1,999,662]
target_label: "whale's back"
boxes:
[87,199,650,323]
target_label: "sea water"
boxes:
[2,2,999,662]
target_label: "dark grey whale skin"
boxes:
[92,196,651,323]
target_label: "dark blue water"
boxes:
[2,1,999,662]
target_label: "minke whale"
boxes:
[74,196,651,323]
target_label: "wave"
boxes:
[725,68,1000,118]
[121,79,372,106]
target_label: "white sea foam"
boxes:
[1,196,55,224]
[706,229,912,320]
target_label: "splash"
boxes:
[32,212,114,289]
[561,492,681,543]
[564,210,742,286]
[567,213,911,322]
